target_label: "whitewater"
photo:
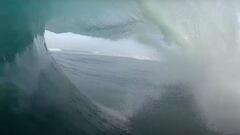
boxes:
[1,0,240,135]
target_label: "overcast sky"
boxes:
[45,30,159,61]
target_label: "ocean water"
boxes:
[50,51,161,116]
[1,0,240,135]
[50,50,215,135]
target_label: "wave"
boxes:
[1,0,240,135]
[0,1,126,134]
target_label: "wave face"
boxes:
[2,0,240,135]
[0,1,126,135]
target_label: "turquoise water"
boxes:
[0,1,123,134]
[1,0,240,135]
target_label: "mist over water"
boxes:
[1,0,240,135]
[140,1,240,133]
[47,1,240,134]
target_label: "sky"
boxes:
[45,30,159,61]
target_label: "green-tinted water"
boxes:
[0,1,124,134]
[1,0,240,135]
